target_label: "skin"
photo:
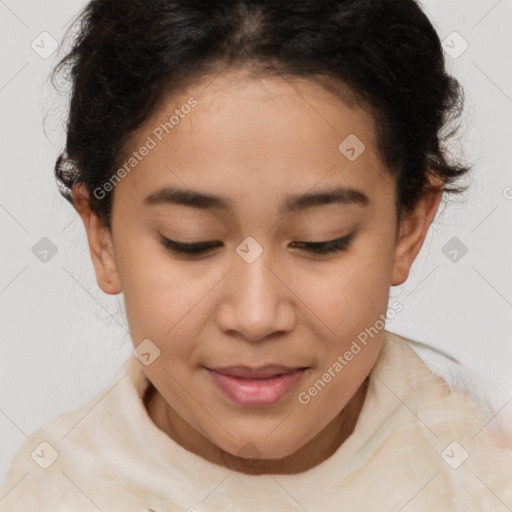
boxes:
[71,68,443,475]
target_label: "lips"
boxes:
[205,365,309,407]
[207,364,307,379]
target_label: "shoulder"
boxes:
[395,331,512,445]
[0,355,137,510]
[369,331,512,507]
[0,397,97,509]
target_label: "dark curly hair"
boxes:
[52,0,471,231]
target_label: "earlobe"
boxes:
[71,183,122,295]
[391,175,444,287]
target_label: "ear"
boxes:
[391,174,444,287]
[71,183,122,295]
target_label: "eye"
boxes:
[159,233,356,257]
[159,236,222,256]
[289,232,356,255]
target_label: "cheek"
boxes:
[296,263,387,412]
[298,240,393,375]
[298,249,393,333]
[117,237,228,356]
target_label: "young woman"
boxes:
[1,0,511,510]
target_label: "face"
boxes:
[73,69,442,472]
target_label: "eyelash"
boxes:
[159,233,355,257]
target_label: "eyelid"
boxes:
[295,233,353,246]
[290,232,355,255]
[159,232,356,257]
[160,236,221,252]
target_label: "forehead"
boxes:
[115,69,392,213]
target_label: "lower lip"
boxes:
[205,368,307,407]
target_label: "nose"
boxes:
[215,247,296,341]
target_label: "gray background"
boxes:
[1,0,511,487]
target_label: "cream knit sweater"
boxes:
[1,330,511,511]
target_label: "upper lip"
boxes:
[206,365,308,379]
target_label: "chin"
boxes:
[224,436,299,461]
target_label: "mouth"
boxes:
[204,366,309,407]
[207,364,309,379]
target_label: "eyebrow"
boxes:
[143,185,370,215]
